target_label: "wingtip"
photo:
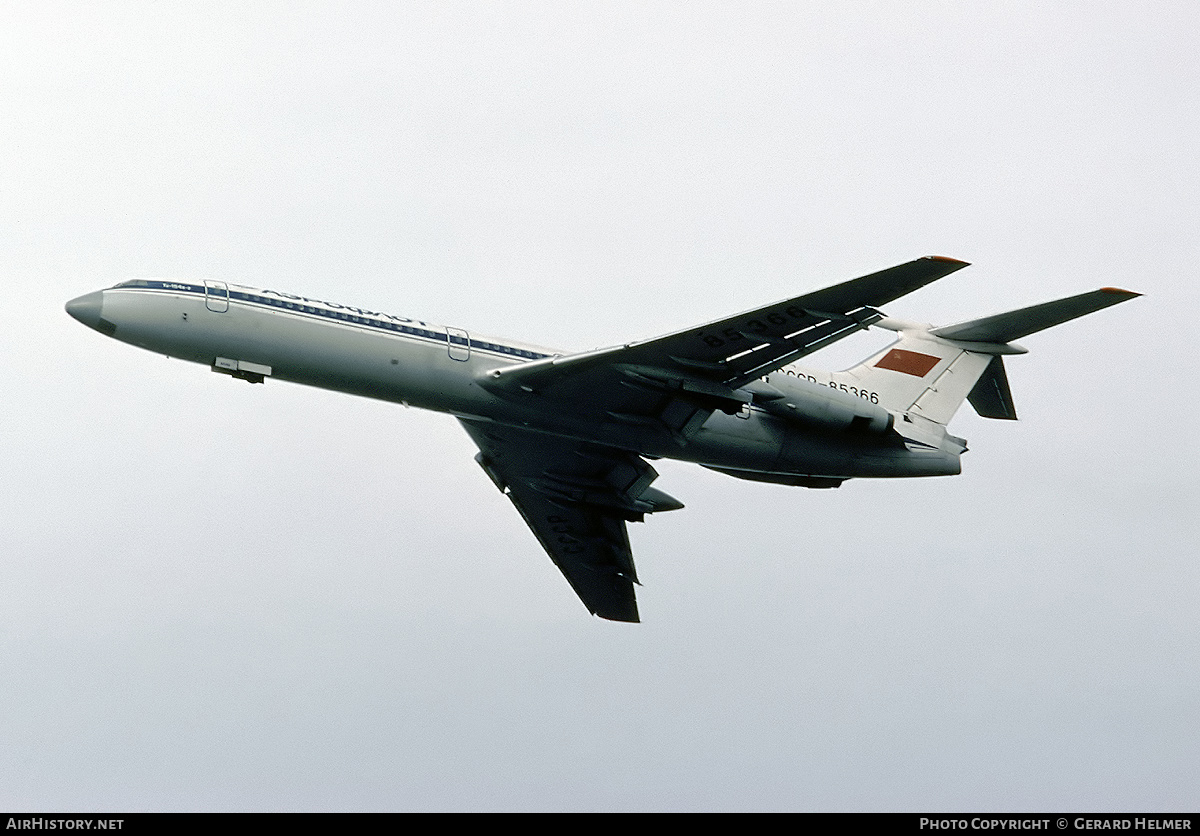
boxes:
[595,610,641,624]
[1099,287,1142,298]
[926,255,971,267]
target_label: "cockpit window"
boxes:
[113,280,152,288]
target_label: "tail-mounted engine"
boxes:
[742,376,894,434]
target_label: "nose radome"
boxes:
[65,291,107,332]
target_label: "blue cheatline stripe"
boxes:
[110,281,551,362]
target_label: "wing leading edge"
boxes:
[477,257,969,447]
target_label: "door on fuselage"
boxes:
[204,280,229,312]
[447,327,470,361]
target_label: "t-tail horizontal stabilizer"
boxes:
[930,287,1141,344]
[938,287,1140,422]
[848,286,1140,425]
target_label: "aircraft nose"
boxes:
[65,291,106,331]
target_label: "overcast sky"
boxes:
[2,1,1197,812]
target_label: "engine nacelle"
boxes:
[702,466,845,488]
[744,376,895,434]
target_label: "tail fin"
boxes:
[834,287,1139,426]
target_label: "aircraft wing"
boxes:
[479,256,968,443]
[461,419,684,622]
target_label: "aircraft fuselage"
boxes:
[66,279,962,482]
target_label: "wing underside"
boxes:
[461,419,683,622]
[460,257,970,619]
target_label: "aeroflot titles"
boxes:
[260,288,432,327]
[255,287,548,358]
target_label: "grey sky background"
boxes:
[2,1,1197,812]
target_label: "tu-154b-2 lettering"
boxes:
[66,257,1138,622]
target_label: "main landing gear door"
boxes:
[204,280,230,313]
[447,327,470,361]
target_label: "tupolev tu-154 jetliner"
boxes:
[66,257,1138,622]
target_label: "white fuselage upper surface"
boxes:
[66,279,963,480]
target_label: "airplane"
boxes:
[65,257,1138,622]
